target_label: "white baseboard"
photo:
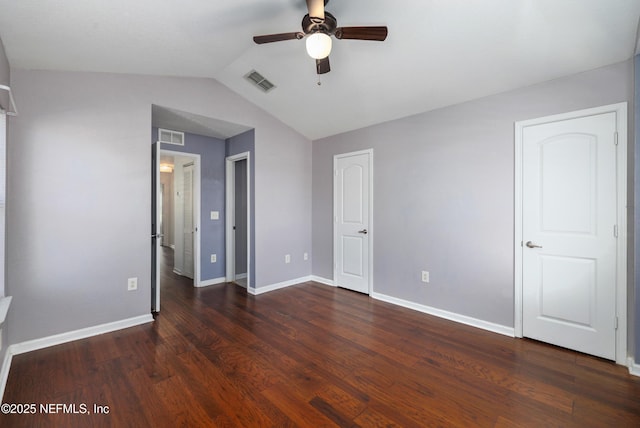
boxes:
[0,314,153,401]
[628,357,640,377]
[235,273,248,280]
[310,276,335,287]
[196,277,226,288]
[10,314,154,356]
[371,292,515,337]
[249,276,313,296]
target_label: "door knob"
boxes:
[525,241,542,248]
[358,229,368,234]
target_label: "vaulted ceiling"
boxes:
[1,0,639,139]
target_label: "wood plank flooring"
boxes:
[1,247,639,427]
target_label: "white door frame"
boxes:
[514,102,627,365]
[333,149,374,294]
[160,149,201,287]
[225,151,251,288]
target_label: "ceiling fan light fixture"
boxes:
[305,32,332,59]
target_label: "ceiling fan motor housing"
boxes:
[302,12,337,36]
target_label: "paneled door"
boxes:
[520,108,622,360]
[334,150,372,294]
[151,142,161,312]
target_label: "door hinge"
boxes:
[614,316,618,330]
[613,225,618,238]
[614,131,619,146]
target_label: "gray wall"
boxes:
[154,128,226,281]
[313,60,633,329]
[226,129,256,289]
[6,70,311,345]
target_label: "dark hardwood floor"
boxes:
[1,247,639,427]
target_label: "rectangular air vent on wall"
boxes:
[158,128,184,146]
[244,70,276,93]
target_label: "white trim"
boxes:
[248,276,313,296]
[0,314,153,400]
[333,149,374,295]
[372,292,515,337]
[235,273,248,280]
[9,314,153,356]
[196,277,226,287]
[225,152,252,289]
[0,85,18,116]
[514,102,628,366]
[0,347,13,400]
[0,296,11,326]
[310,276,335,287]
[628,357,640,377]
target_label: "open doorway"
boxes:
[151,105,255,311]
[225,152,251,288]
[162,152,200,281]
[152,147,201,312]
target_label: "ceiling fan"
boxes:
[253,0,388,75]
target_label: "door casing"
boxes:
[514,102,627,365]
[225,151,251,289]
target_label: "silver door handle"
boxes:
[151,234,165,239]
[358,229,368,234]
[525,241,542,248]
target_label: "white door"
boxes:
[521,111,619,360]
[151,142,161,312]
[183,162,194,279]
[334,150,372,294]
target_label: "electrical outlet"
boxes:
[421,271,430,283]
[304,252,309,261]
[285,254,291,264]
[211,254,217,263]
[127,277,138,291]
[210,211,219,220]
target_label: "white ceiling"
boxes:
[1,0,639,140]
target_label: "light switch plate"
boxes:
[210,211,219,220]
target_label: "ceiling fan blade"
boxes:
[306,0,325,22]
[253,32,304,44]
[335,26,388,41]
[316,57,330,74]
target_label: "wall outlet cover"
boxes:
[128,277,138,291]
[421,271,430,283]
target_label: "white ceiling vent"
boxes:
[244,70,276,93]
[158,128,184,146]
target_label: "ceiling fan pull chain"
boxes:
[317,75,322,86]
